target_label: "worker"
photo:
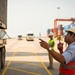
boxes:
[47,32,55,69]
[39,27,75,75]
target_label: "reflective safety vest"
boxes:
[48,39,55,49]
[59,61,75,75]
[59,44,75,75]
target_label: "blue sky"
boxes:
[7,0,75,37]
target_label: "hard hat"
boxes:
[49,32,54,36]
[66,27,75,34]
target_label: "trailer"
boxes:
[0,0,7,71]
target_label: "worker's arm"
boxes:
[39,39,66,64]
[48,49,65,64]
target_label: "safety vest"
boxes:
[59,61,75,75]
[48,39,55,49]
[59,44,75,75]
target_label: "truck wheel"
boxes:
[0,50,1,70]
[1,46,6,68]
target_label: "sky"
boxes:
[7,0,75,38]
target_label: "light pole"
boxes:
[57,7,60,25]
[39,27,41,38]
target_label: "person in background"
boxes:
[47,32,55,69]
[39,27,75,75]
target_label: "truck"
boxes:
[0,0,7,71]
[26,32,34,41]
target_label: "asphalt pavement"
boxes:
[0,37,61,75]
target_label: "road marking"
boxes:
[12,61,42,67]
[8,67,42,75]
[2,47,43,75]
[2,40,18,75]
[2,46,47,75]
[2,39,52,75]
[29,44,52,75]
[2,51,16,75]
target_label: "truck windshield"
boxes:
[27,34,33,36]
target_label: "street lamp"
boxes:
[39,27,41,38]
[57,7,60,25]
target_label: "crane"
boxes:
[54,18,75,37]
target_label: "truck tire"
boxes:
[0,50,1,71]
[1,46,6,68]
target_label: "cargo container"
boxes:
[0,0,7,71]
[71,24,75,27]
[58,24,63,36]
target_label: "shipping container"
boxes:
[58,24,63,36]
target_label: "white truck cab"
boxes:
[26,32,34,41]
